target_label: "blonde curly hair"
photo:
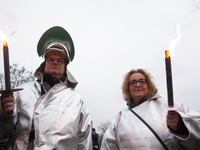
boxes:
[122,69,157,103]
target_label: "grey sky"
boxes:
[0,0,200,129]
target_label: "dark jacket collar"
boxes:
[128,93,161,108]
[128,96,148,108]
[41,73,67,95]
[43,73,66,87]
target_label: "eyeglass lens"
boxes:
[47,57,65,65]
[129,79,146,87]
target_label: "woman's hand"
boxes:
[167,110,188,134]
[1,92,14,114]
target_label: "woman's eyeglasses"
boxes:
[129,79,147,87]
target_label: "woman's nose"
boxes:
[135,82,141,87]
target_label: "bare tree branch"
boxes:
[0,63,35,89]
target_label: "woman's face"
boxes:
[129,73,148,105]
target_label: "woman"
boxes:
[101,69,200,150]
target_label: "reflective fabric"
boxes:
[0,70,92,150]
[101,93,200,150]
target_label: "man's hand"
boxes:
[167,110,188,134]
[1,92,14,114]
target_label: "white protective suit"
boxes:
[0,64,92,150]
[101,93,200,150]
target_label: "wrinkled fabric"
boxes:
[100,93,200,150]
[0,70,92,150]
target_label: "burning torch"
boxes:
[163,23,181,110]
[165,50,174,107]
[0,31,23,94]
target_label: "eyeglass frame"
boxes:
[46,57,65,65]
[129,79,147,87]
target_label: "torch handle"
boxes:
[1,41,23,95]
[165,50,174,107]
[3,42,11,90]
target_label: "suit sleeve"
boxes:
[100,112,122,150]
[77,100,93,150]
[172,104,200,149]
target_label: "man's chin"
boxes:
[50,73,62,79]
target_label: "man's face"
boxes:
[92,129,95,134]
[44,53,66,81]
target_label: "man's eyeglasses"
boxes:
[129,79,147,87]
[46,57,65,65]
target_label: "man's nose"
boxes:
[53,59,58,64]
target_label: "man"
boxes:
[0,26,92,149]
[92,128,99,150]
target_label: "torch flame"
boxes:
[168,23,181,57]
[0,30,8,45]
[166,50,170,58]
[3,40,8,47]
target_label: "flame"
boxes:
[0,30,8,45]
[168,23,181,57]
[3,40,8,47]
[166,50,170,58]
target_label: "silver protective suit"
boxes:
[0,65,92,150]
[100,93,200,150]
